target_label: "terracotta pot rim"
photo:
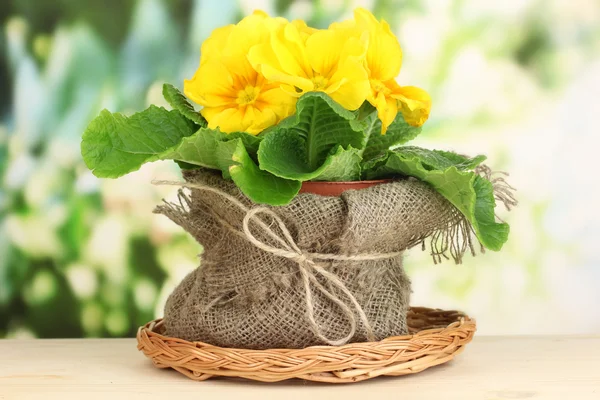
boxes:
[301,179,393,185]
[299,179,393,196]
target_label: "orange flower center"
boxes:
[236,86,261,105]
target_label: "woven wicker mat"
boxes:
[137,306,476,383]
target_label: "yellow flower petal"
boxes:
[328,18,355,32]
[390,85,431,127]
[305,30,338,77]
[251,9,268,18]
[280,83,305,98]
[200,105,228,122]
[242,106,278,134]
[201,106,276,135]
[373,91,398,134]
[227,11,286,55]
[184,60,236,107]
[201,107,240,132]
[270,23,312,78]
[256,87,297,116]
[265,66,314,92]
[305,29,366,77]
[221,56,260,88]
[249,43,314,91]
[353,8,402,81]
[292,19,318,40]
[200,24,234,66]
[200,10,286,66]
[248,23,315,92]
[247,42,279,72]
[249,17,371,108]
[328,57,370,110]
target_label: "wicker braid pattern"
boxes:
[136,307,476,383]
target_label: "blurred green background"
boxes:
[1,0,599,338]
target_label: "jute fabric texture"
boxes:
[155,169,475,349]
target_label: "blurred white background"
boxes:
[1,0,599,337]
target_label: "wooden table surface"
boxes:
[0,336,598,400]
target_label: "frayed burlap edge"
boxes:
[154,166,516,265]
[424,166,518,264]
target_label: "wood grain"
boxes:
[0,336,599,400]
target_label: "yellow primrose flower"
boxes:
[332,8,431,133]
[198,24,233,66]
[248,21,370,110]
[184,11,295,135]
[291,19,318,40]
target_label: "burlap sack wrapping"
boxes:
[155,169,479,349]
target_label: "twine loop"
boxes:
[243,207,381,345]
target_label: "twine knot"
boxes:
[292,253,309,265]
[242,207,381,346]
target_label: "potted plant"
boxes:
[82,8,515,382]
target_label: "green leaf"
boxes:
[162,127,296,204]
[217,139,301,205]
[432,150,487,170]
[364,146,508,251]
[175,160,201,170]
[165,128,262,171]
[314,146,362,181]
[360,112,422,161]
[81,105,262,180]
[165,127,226,170]
[81,106,196,178]
[213,139,242,179]
[378,146,487,171]
[360,152,389,175]
[258,92,365,181]
[226,131,262,157]
[472,175,509,248]
[162,83,207,127]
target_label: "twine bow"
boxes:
[243,207,380,345]
[154,180,404,346]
